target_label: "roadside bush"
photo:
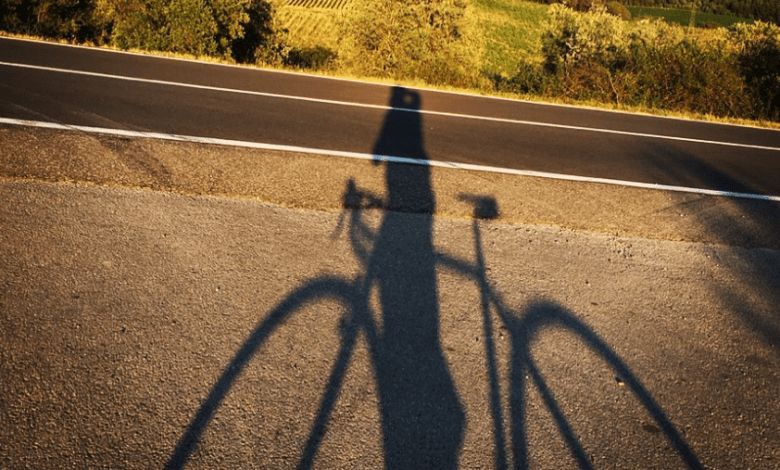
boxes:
[99,0,285,62]
[490,62,561,95]
[1,0,102,43]
[106,0,220,56]
[338,0,478,87]
[632,40,752,116]
[563,0,596,12]
[730,21,780,119]
[526,4,758,117]
[229,0,288,64]
[285,45,336,69]
[543,5,630,75]
[606,2,632,20]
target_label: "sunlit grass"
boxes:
[469,0,550,75]
[627,6,753,28]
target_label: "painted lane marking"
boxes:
[1,36,776,134]
[2,117,779,202]
[1,61,779,152]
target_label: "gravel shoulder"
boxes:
[3,124,780,250]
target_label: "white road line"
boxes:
[0,36,775,134]
[2,117,779,202]
[2,60,779,152]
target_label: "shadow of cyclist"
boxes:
[366,87,465,469]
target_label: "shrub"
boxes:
[606,2,632,20]
[104,0,219,55]
[563,0,596,12]
[531,4,757,117]
[632,40,752,116]
[730,21,780,119]
[1,0,103,43]
[338,0,478,87]
[229,0,287,64]
[100,0,285,62]
[285,45,336,69]
[490,62,561,95]
[543,4,630,74]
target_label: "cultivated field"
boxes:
[278,0,353,49]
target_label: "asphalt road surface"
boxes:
[1,36,779,196]
[2,37,780,470]
[2,174,779,469]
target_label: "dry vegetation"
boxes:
[2,0,779,125]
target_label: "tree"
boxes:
[1,0,102,42]
[99,0,284,62]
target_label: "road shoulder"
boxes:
[3,123,779,250]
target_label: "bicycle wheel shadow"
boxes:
[165,87,705,469]
[494,300,704,470]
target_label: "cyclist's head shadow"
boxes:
[370,86,434,214]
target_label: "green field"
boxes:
[470,0,550,75]
[627,6,753,28]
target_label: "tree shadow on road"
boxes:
[644,143,780,354]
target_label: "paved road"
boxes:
[2,176,779,470]
[2,37,780,196]
[2,37,780,470]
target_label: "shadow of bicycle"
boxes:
[165,87,704,470]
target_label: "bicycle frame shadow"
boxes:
[165,87,704,469]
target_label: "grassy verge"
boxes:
[470,0,549,75]
[627,6,753,28]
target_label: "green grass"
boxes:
[627,6,753,28]
[470,0,550,75]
